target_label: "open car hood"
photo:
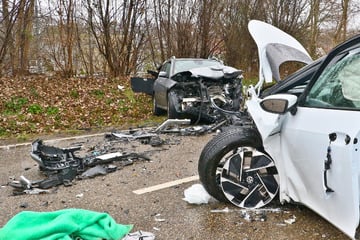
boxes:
[248,20,313,85]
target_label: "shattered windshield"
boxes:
[305,51,360,108]
[173,59,222,75]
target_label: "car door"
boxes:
[153,61,172,108]
[273,42,360,238]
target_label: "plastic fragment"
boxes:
[183,183,212,204]
[122,230,155,240]
[284,215,296,224]
[210,207,232,213]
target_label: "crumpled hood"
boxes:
[172,65,242,81]
[248,20,313,84]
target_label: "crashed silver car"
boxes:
[131,57,243,123]
[199,20,360,239]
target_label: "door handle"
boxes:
[323,132,351,193]
[324,146,334,193]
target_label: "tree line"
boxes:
[0,0,359,78]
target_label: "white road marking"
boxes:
[133,175,199,195]
[0,132,105,150]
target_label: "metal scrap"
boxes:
[10,118,230,195]
[109,118,228,148]
[154,119,191,133]
[9,139,150,194]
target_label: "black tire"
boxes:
[167,90,182,119]
[152,96,165,116]
[198,127,278,208]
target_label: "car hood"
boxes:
[248,20,313,84]
[171,65,242,81]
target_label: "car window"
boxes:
[173,60,222,75]
[160,62,171,77]
[304,52,360,109]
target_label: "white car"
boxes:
[199,20,360,239]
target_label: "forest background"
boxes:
[0,0,359,139]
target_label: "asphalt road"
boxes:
[0,131,350,239]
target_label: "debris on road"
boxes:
[183,183,213,204]
[154,213,166,222]
[9,138,151,194]
[122,230,155,240]
[210,207,232,213]
[284,215,297,224]
[8,118,228,195]
[110,118,234,145]
[210,206,288,223]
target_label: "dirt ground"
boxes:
[0,130,351,239]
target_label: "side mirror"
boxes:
[260,94,297,114]
[147,70,158,78]
[158,71,167,77]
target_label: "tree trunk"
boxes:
[334,0,350,44]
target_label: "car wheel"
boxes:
[198,127,279,208]
[167,90,182,119]
[152,96,165,116]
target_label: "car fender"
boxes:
[153,78,177,92]
[246,88,287,140]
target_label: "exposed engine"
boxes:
[171,73,243,123]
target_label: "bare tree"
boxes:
[220,0,266,73]
[0,0,20,76]
[334,0,351,43]
[41,0,77,77]
[197,0,225,58]
[145,0,226,68]
[17,0,35,75]
[0,0,358,78]
[85,0,147,77]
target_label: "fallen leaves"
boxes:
[0,76,153,137]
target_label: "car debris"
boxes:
[23,188,51,195]
[122,230,155,240]
[284,215,297,225]
[9,118,224,195]
[9,139,150,193]
[210,207,278,223]
[183,183,213,205]
[154,118,191,133]
[109,118,231,147]
[154,213,166,222]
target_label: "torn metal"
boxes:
[109,118,236,146]
[154,119,191,133]
[10,139,150,193]
[168,65,243,124]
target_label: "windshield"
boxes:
[173,59,223,75]
[305,50,360,109]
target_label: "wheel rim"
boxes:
[220,146,279,209]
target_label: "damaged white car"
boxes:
[199,20,360,239]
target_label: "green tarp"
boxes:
[0,208,132,240]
